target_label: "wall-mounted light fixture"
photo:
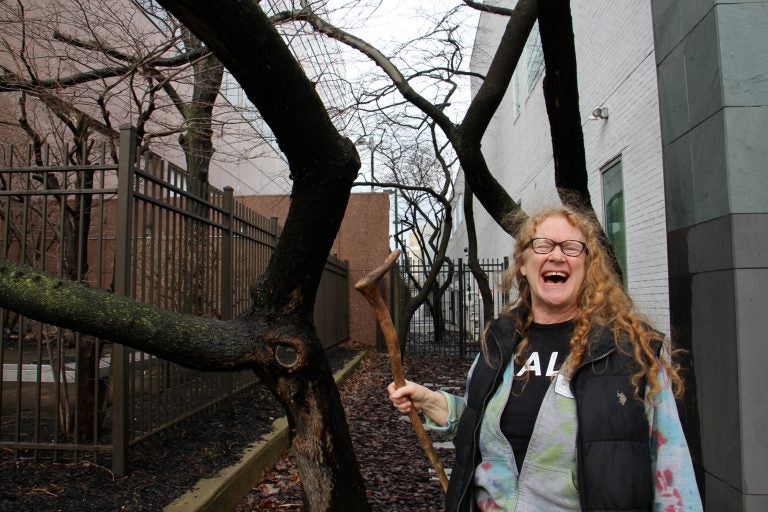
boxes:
[354,135,373,148]
[587,107,609,121]
[354,134,377,191]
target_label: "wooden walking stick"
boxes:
[355,249,450,493]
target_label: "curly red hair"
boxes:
[496,206,684,401]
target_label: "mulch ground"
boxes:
[237,350,473,512]
[0,343,472,512]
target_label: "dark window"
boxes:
[602,158,627,284]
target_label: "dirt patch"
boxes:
[1,345,473,512]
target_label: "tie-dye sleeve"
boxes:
[422,354,478,437]
[650,366,703,511]
[422,391,466,438]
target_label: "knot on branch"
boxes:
[275,344,299,368]
[268,333,309,372]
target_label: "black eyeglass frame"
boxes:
[527,237,588,257]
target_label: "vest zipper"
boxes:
[572,345,615,511]
[457,324,510,511]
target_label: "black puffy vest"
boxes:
[445,312,659,512]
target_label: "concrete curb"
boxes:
[164,350,367,512]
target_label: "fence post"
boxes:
[220,187,235,393]
[458,258,465,358]
[341,259,350,343]
[112,125,136,477]
[270,216,279,249]
[220,187,234,321]
[502,256,510,305]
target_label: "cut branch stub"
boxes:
[267,333,308,372]
[275,344,300,368]
[355,250,449,493]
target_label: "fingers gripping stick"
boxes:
[355,250,449,493]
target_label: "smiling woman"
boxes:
[518,215,588,324]
[387,205,702,512]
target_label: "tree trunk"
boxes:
[464,186,495,324]
[68,133,102,442]
[176,37,223,315]
[537,0,590,211]
[537,0,623,280]
[428,281,444,344]
[153,2,370,509]
[178,33,223,187]
[261,328,369,511]
[456,0,537,234]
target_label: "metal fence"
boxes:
[0,125,349,475]
[402,257,509,357]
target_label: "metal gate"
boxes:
[402,258,509,357]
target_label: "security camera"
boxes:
[588,107,608,120]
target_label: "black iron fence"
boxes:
[402,257,509,357]
[0,126,349,475]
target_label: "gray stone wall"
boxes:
[653,1,768,510]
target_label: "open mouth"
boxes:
[542,271,568,284]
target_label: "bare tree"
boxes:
[0,0,225,179]
[0,0,228,433]
[1,1,608,510]
[288,1,617,242]
[3,1,368,509]
[373,130,457,352]
[290,0,621,323]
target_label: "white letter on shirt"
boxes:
[516,352,542,376]
[546,352,559,376]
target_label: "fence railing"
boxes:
[0,125,349,475]
[401,257,509,357]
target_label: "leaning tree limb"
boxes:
[355,250,449,493]
[0,257,268,371]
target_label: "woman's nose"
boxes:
[547,246,566,261]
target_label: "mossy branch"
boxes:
[0,257,262,371]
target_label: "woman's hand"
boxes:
[387,380,448,426]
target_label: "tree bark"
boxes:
[537,0,590,211]
[457,0,537,234]
[463,184,495,324]
[145,2,370,510]
[537,0,623,280]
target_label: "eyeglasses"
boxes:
[527,237,588,257]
